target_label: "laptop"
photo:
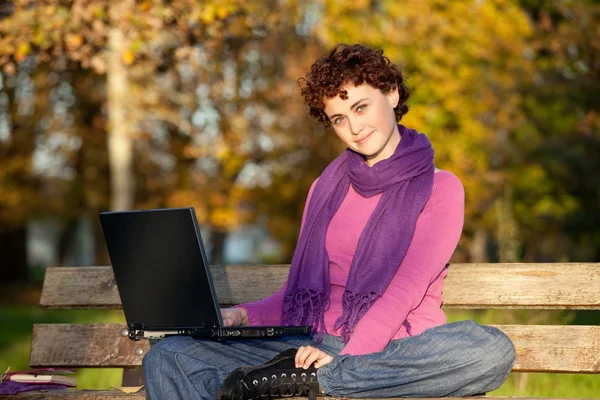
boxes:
[99,207,311,341]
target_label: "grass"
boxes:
[0,306,125,389]
[446,309,600,398]
[1,305,599,395]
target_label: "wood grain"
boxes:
[30,324,150,367]
[29,324,600,373]
[39,263,600,310]
[1,394,592,400]
[496,325,600,373]
[443,263,600,309]
[25,263,600,400]
[0,392,146,400]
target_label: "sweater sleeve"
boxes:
[340,171,465,355]
[236,179,319,326]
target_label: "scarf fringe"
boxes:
[283,126,434,344]
[282,289,328,342]
[333,291,380,343]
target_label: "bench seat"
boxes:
[0,394,588,400]
[1,263,599,399]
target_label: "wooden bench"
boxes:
[2,262,599,399]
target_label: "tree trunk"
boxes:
[107,13,134,211]
[0,1,13,20]
[57,219,79,265]
[209,229,227,265]
[469,225,489,263]
[496,183,520,262]
[0,61,36,282]
[0,227,28,282]
[94,219,112,265]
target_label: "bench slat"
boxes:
[0,394,588,400]
[39,263,600,310]
[498,325,600,373]
[0,392,146,399]
[29,324,600,373]
[30,324,150,367]
[444,263,600,309]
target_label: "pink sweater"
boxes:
[239,170,465,355]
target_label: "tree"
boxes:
[2,0,596,272]
[0,1,336,266]
[314,0,534,261]
[511,0,600,261]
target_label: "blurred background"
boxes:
[0,0,598,396]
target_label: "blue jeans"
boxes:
[143,320,515,399]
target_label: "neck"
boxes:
[365,126,402,167]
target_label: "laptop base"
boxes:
[132,326,311,341]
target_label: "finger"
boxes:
[295,346,307,367]
[314,354,333,368]
[295,346,312,368]
[303,351,321,369]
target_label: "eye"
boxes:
[356,104,367,112]
[333,116,345,125]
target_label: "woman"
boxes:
[143,44,516,399]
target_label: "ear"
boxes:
[387,86,400,108]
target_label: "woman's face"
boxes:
[323,83,400,167]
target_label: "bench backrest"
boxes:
[31,263,600,385]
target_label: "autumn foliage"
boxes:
[0,0,599,279]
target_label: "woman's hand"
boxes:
[221,307,249,327]
[295,345,333,369]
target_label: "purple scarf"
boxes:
[282,125,434,342]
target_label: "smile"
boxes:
[355,131,374,144]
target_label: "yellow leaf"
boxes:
[45,5,56,15]
[111,386,144,394]
[15,42,31,62]
[139,1,152,12]
[122,50,135,65]
[217,6,229,19]
[65,33,84,51]
[200,5,216,24]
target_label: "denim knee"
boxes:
[143,337,214,400]
[142,344,166,399]
[142,337,187,384]
[481,324,516,373]
[142,344,157,375]
[142,342,166,384]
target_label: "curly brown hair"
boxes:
[298,44,410,127]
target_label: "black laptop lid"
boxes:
[100,207,223,330]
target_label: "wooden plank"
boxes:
[443,263,600,309]
[0,391,146,400]
[29,324,600,373]
[5,394,579,400]
[39,265,291,309]
[0,392,145,400]
[0,391,514,400]
[0,387,597,400]
[30,324,150,367]
[496,325,600,373]
[39,263,600,310]
[121,367,144,387]
[1,394,593,400]
[40,266,121,309]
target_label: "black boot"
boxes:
[218,348,321,399]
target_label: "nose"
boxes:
[348,116,364,135]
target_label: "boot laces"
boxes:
[252,371,318,399]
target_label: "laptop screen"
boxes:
[100,207,223,330]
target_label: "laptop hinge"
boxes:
[126,323,223,341]
[129,323,144,341]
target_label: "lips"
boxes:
[355,131,374,144]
